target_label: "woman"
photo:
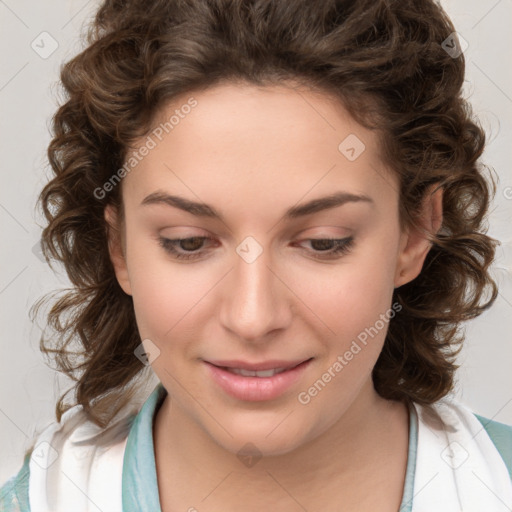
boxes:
[1,0,511,510]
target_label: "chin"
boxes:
[220,433,306,460]
[207,412,317,459]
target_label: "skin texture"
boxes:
[105,82,442,511]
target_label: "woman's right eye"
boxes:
[158,236,215,260]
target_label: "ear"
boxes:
[394,184,443,288]
[104,204,132,296]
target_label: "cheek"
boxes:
[292,256,399,421]
[125,235,210,342]
[289,245,398,345]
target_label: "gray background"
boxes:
[1,0,511,483]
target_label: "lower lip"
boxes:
[204,359,312,401]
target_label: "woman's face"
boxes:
[106,82,436,455]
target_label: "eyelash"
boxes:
[157,236,355,261]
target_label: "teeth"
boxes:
[227,367,287,377]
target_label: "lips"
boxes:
[204,358,313,401]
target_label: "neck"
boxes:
[153,378,409,511]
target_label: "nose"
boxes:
[219,242,293,343]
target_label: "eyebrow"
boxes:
[140,190,373,221]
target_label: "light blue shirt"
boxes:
[1,383,511,511]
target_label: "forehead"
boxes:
[121,82,398,218]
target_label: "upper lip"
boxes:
[205,358,312,371]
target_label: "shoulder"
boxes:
[474,413,512,479]
[0,453,31,512]
[427,398,512,479]
[0,404,138,512]
[413,398,512,480]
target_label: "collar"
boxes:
[121,383,417,511]
[122,383,167,512]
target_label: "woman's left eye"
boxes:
[296,236,355,259]
[158,235,355,261]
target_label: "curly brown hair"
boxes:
[31,0,499,428]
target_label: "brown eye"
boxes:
[158,236,215,260]
[298,237,355,259]
[309,239,337,251]
[178,237,205,251]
